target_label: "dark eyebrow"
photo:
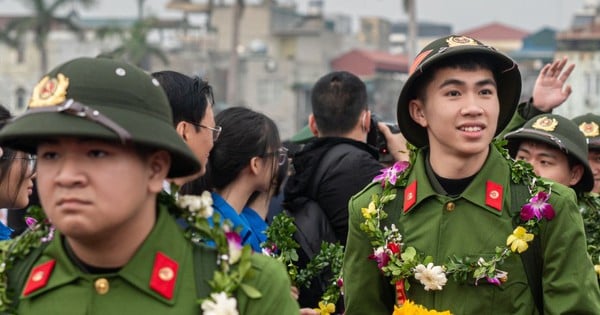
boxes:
[438,78,497,89]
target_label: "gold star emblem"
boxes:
[446,36,479,47]
[29,73,69,107]
[579,122,599,137]
[532,117,558,132]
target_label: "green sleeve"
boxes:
[236,254,300,315]
[542,186,600,314]
[497,99,547,139]
[343,189,395,315]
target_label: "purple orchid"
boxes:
[25,216,55,242]
[372,161,410,187]
[368,247,390,269]
[520,191,555,221]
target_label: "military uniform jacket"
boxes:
[14,205,299,314]
[344,145,600,315]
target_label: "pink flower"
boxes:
[336,277,344,288]
[226,231,243,264]
[25,217,37,230]
[372,161,410,187]
[520,191,555,221]
[369,247,390,269]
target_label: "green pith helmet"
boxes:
[572,113,600,150]
[504,114,594,192]
[0,57,200,178]
[397,35,521,148]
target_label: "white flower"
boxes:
[413,263,447,291]
[201,292,238,315]
[176,191,214,218]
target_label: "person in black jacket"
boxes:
[283,71,407,310]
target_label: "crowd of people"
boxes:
[0,34,598,314]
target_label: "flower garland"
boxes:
[262,212,344,314]
[578,192,600,277]
[360,142,555,313]
[0,189,259,315]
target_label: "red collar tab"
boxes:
[23,259,56,296]
[149,252,179,300]
[485,180,503,212]
[404,181,417,212]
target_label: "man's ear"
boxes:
[408,100,427,128]
[175,121,188,141]
[362,110,371,132]
[569,164,584,187]
[147,150,171,193]
[308,114,319,137]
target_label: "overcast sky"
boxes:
[0,0,589,33]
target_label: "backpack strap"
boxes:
[509,183,544,315]
[192,243,219,300]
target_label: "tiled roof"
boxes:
[460,22,529,41]
[331,49,408,76]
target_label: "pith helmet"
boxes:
[397,35,521,148]
[504,114,594,192]
[0,57,200,178]
[572,113,600,150]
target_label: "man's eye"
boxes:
[88,150,108,158]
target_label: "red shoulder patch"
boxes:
[404,181,417,212]
[149,252,179,300]
[485,180,503,212]
[23,260,56,296]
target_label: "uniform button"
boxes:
[445,202,456,211]
[95,278,109,295]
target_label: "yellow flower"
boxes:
[594,265,600,277]
[313,301,335,315]
[392,300,452,314]
[506,226,534,253]
[361,201,377,219]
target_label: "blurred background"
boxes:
[0,0,595,138]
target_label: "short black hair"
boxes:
[411,53,499,103]
[151,71,213,127]
[311,71,367,136]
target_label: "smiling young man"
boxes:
[343,36,600,314]
[0,57,299,314]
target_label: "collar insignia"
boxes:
[532,116,558,132]
[29,73,69,108]
[579,122,599,137]
[446,36,479,47]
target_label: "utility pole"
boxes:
[404,0,417,63]
[226,0,244,106]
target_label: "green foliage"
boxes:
[579,193,600,266]
[263,212,344,307]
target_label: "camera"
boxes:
[367,114,401,163]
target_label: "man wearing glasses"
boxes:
[151,71,221,188]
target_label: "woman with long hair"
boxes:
[203,106,284,252]
[0,105,36,239]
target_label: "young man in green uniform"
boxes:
[572,113,600,274]
[343,35,600,314]
[504,113,594,194]
[0,57,299,314]
[573,113,600,195]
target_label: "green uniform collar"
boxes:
[22,204,192,305]
[404,145,510,217]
